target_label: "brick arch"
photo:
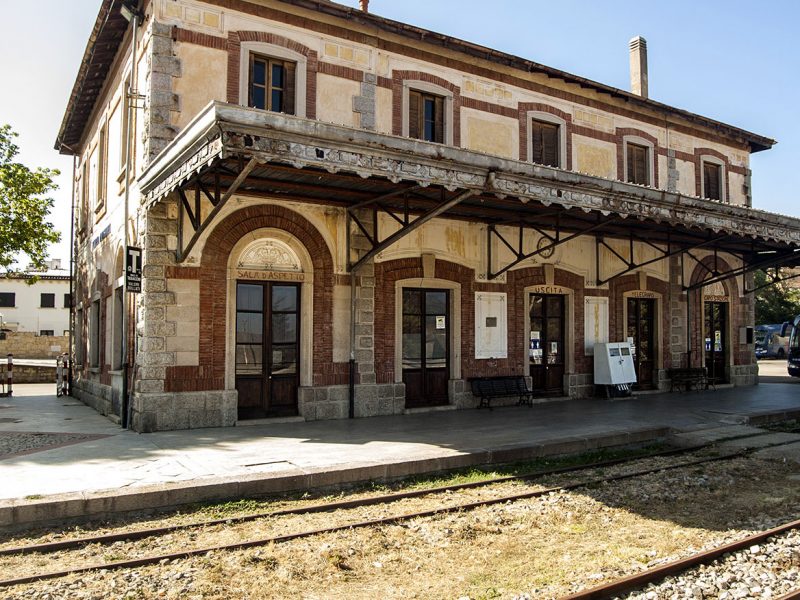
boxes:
[518,102,573,169]
[687,255,747,368]
[616,126,661,187]
[226,31,318,119]
[609,273,672,371]
[166,205,339,392]
[508,266,590,375]
[391,70,461,146]
[374,257,495,384]
[693,147,731,201]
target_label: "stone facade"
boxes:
[57,0,795,432]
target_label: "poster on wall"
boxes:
[475,292,507,359]
[584,297,609,356]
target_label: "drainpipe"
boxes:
[349,269,357,419]
[68,155,77,396]
[121,6,141,429]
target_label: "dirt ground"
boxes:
[4,451,800,599]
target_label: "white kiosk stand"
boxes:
[594,342,637,398]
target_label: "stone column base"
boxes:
[130,390,238,432]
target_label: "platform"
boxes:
[1,371,799,529]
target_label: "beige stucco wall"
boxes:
[574,136,616,180]
[316,73,360,128]
[173,44,228,131]
[461,108,517,159]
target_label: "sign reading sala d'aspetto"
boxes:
[126,246,142,293]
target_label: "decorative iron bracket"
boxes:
[596,234,729,286]
[745,266,800,294]
[177,157,259,262]
[684,247,800,292]
[347,187,477,272]
[488,214,616,280]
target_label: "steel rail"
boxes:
[2,430,792,559]
[1,442,711,557]
[559,519,800,600]
[0,445,783,589]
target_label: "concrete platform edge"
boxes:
[0,426,672,530]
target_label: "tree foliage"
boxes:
[0,124,61,273]
[754,269,800,325]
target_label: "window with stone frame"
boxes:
[626,142,650,185]
[408,89,445,144]
[530,119,560,168]
[89,299,101,368]
[248,54,296,114]
[75,308,85,365]
[703,161,722,201]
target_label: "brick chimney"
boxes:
[359,0,369,12]
[629,36,648,99]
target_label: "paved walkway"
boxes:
[1,376,799,526]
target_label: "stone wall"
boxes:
[0,333,68,359]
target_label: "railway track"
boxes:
[559,519,800,599]
[2,436,798,590]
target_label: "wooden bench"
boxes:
[667,367,715,392]
[470,376,534,410]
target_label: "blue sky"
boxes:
[2,1,797,264]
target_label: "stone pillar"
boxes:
[349,209,393,417]
[668,253,687,371]
[142,21,180,166]
[353,73,377,131]
[131,198,178,431]
[667,149,680,193]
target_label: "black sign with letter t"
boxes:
[126,246,142,293]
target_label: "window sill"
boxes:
[109,369,124,376]
[89,367,101,374]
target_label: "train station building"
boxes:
[56,0,800,431]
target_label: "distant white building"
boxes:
[0,259,71,336]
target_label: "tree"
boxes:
[754,269,800,325]
[0,125,61,274]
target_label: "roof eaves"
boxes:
[54,0,126,155]
[279,0,776,152]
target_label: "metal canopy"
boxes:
[140,104,800,279]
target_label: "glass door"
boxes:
[402,289,450,407]
[529,294,565,395]
[627,298,655,389]
[235,282,300,419]
[704,301,728,384]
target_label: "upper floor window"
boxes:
[249,54,296,114]
[625,141,651,186]
[531,119,560,168]
[409,90,444,143]
[701,157,726,202]
[401,79,454,145]
[64,293,72,309]
[0,292,14,308]
[238,41,307,118]
[40,293,55,308]
[39,330,54,337]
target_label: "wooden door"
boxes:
[529,294,565,395]
[704,301,728,384]
[627,298,655,389]
[235,282,300,419]
[402,289,450,407]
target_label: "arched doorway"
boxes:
[228,235,311,419]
